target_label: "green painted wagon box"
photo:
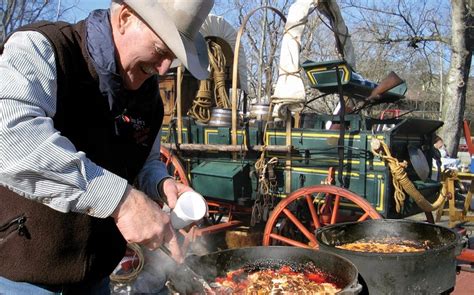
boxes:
[191,161,251,201]
[302,59,407,102]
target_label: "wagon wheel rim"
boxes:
[263,185,382,248]
[159,146,189,186]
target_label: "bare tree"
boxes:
[339,0,474,142]
[322,0,474,156]
[213,0,353,113]
[0,0,78,43]
[440,0,473,156]
[340,0,451,85]
[213,0,290,102]
[212,0,473,139]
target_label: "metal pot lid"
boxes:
[408,145,429,181]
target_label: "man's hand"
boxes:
[161,178,193,209]
[111,185,182,260]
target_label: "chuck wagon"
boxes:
[146,4,474,294]
[102,3,474,294]
[157,7,446,250]
[159,67,444,248]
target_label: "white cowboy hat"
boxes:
[123,0,213,80]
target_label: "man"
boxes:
[433,135,460,170]
[0,0,213,293]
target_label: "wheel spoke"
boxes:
[282,208,318,246]
[160,146,189,186]
[358,211,370,221]
[330,195,341,224]
[262,185,382,247]
[269,233,314,249]
[305,194,321,229]
[165,155,172,166]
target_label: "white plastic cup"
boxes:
[170,191,208,229]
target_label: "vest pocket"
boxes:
[0,214,28,242]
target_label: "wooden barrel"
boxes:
[208,108,232,127]
[249,103,270,121]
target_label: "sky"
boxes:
[67,0,224,22]
[67,0,110,21]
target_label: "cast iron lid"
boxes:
[408,145,430,181]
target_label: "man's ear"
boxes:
[117,5,135,34]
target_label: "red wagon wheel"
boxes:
[263,185,382,248]
[160,146,189,186]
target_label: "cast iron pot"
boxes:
[175,246,362,294]
[316,219,463,295]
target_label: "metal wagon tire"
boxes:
[263,185,382,248]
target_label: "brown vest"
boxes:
[0,20,163,285]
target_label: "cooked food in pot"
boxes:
[210,262,341,294]
[336,237,430,253]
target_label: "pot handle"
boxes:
[455,235,468,256]
[339,283,363,295]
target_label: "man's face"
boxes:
[113,7,176,90]
[434,140,444,149]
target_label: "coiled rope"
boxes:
[188,79,212,123]
[109,243,145,284]
[371,138,446,213]
[208,41,231,109]
[188,40,231,123]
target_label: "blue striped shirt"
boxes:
[0,31,168,218]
